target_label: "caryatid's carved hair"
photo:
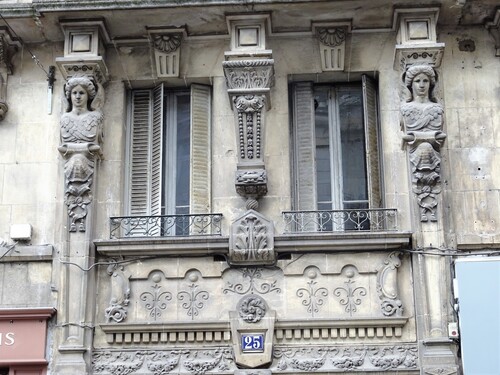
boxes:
[403,65,438,103]
[63,76,100,112]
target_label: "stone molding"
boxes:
[377,252,404,316]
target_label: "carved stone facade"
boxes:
[1,2,498,375]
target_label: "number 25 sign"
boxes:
[241,333,264,352]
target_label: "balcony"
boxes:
[109,213,223,239]
[282,208,398,233]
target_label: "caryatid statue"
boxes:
[401,65,446,222]
[58,75,104,232]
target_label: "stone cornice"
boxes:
[94,231,411,257]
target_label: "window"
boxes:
[126,84,211,220]
[292,76,381,214]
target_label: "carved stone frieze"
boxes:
[296,280,328,317]
[104,262,131,323]
[178,283,210,320]
[92,348,234,375]
[273,345,419,372]
[424,367,458,375]
[401,64,446,222]
[229,210,275,265]
[58,75,104,232]
[377,252,404,317]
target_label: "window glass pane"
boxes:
[337,86,368,205]
[175,93,190,215]
[314,87,332,208]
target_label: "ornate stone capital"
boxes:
[235,170,268,210]
[223,59,275,108]
[394,44,445,70]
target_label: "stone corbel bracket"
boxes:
[230,294,276,368]
[55,19,110,85]
[0,27,21,121]
[229,209,275,266]
[147,27,186,78]
[312,21,351,72]
[486,8,500,57]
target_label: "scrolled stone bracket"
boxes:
[376,252,403,317]
[104,261,131,323]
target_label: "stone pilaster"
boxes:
[393,8,458,374]
[54,19,109,374]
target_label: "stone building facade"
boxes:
[0,1,499,374]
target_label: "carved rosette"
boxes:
[229,210,275,266]
[58,75,104,232]
[400,64,446,222]
[376,252,403,317]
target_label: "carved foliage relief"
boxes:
[401,64,446,222]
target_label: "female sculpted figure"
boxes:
[60,76,103,146]
[59,76,104,232]
[401,65,445,222]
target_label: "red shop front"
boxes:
[0,308,56,375]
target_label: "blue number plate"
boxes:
[241,333,264,352]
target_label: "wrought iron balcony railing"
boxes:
[110,214,223,239]
[282,209,398,233]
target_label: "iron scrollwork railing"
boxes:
[282,209,398,233]
[110,214,223,239]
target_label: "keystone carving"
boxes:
[315,27,347,47]
[152,33,183,53]
[229,210,275,265]
[401,64,446,222]
[58,75,104,232]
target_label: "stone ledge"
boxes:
[95,232,412,257]
[0,244,53,262]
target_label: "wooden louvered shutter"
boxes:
[127,85,164,217]
[362,75,382,208]
[150,84,164,216]
[190,84,211,214]
[293,82,317,211]
[128,89,153,216]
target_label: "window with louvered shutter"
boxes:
[126,84,212,221]
[292,79,382,212]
